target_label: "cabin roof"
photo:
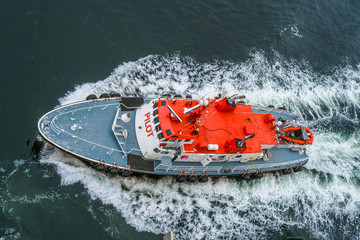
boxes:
[157,97,278,154]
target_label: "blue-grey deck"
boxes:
[38,99,309,176]
[39,99,133,167]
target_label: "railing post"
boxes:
[155,164,162,170]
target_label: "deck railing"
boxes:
[155,157,309,174]
[155,164,222,173]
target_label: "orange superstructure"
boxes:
[157,96,279,155]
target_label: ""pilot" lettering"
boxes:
[144,112,154,137]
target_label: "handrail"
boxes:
[155,157,308,173]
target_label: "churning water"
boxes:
[39,53,360,239]
[2,0,360,238]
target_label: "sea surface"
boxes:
[1,0,360,239]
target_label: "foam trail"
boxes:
[307,130,360,180]
[49,53,360,239]
[41,149,360,240]
[59,53,360,123]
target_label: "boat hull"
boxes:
[38,97,309,178]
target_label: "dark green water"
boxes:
[1,0,360,239]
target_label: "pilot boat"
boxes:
[38,92,314,182]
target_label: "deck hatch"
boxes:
[127,154,154,172]
[166,129,172,136]
[121,97,144,111]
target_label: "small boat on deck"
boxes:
[38,92,314,182]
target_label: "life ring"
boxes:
[280,127,314,145]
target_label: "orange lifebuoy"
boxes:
[280,127,314,145]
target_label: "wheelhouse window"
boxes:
[157,132,164,140]
[154,116,159,124]
[155,124,161,132]
[152,101,158,109]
